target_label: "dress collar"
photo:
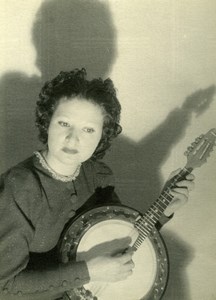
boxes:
[33,151,81,182]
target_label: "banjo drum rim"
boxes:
[58,204,169,300]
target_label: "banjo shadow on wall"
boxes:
[0,0,215,299]
[104,85,215,300]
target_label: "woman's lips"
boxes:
[62,147,78,154]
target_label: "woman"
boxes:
[0,68,194,299]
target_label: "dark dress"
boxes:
[0,153,170,299]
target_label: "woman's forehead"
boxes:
[54,97,105,123]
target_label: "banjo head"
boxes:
[58,205,169,300]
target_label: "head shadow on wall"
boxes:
[0,0,117,172]
[32,0,117,81]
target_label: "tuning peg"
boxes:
[187,146,194,152]
[184,150,189,156]
[194,135,204,143]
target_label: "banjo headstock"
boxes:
[185,128,216,170]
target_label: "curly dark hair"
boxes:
[35,68,122,159]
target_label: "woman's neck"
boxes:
[42,150,80,177]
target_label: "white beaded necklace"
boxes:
[34,151,81,182]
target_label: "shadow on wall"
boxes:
[32,0,117,82]
[105,85,215,213]
[0,0,117,172]
[104,85,215,300]
[162,230,195,300]
[0,0,215,299]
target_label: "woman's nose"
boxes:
[65,128,79,142]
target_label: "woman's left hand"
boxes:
[163,169,195,216]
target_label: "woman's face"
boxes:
[46,97,104,173]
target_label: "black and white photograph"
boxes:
[0,1,216,299]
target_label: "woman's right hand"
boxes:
[86,249,134,282]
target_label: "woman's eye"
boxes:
[58,121,70,127]
[83,127,95,133]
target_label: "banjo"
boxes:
[58,128,216,300]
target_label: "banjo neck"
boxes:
[133,167,192,250]
[133,127,216,250]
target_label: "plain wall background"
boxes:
[0,1,216,299]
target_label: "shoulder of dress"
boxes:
[0,156,42,226]
[87,159,113,175]
[84,159,114,188]
[3,156,36,181]
[1,156,41,195]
